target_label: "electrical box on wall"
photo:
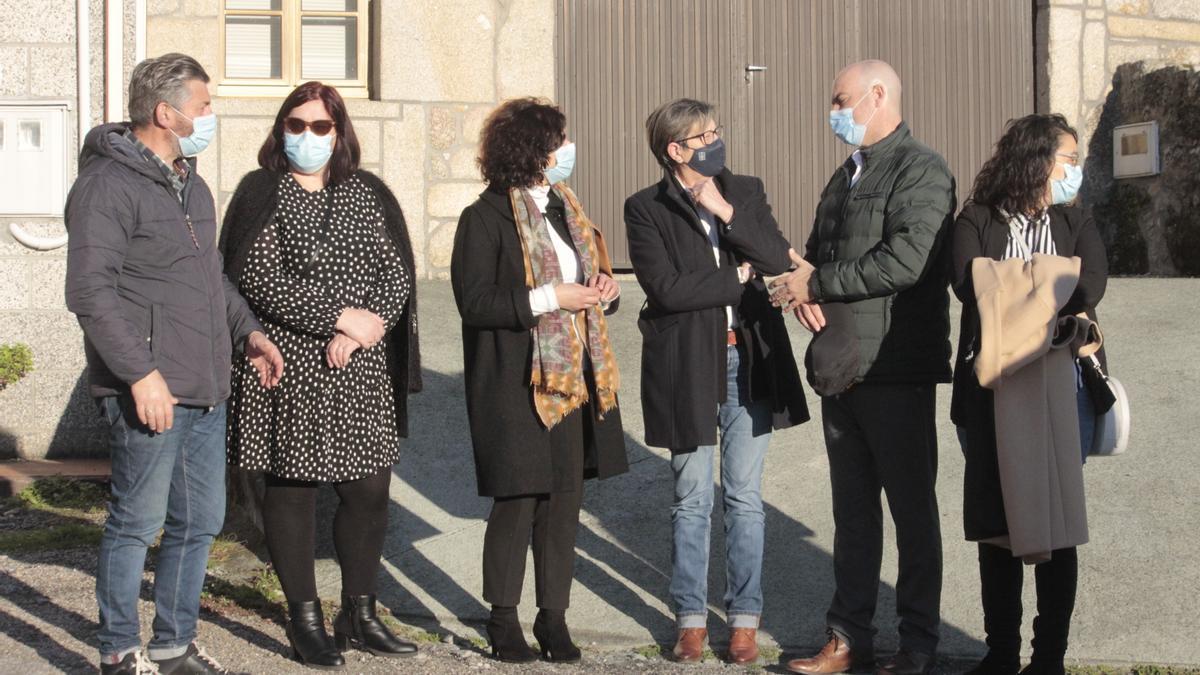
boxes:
[0,102,70,217]
[1113,121,1160,179]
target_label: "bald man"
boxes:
[771,61,956,675]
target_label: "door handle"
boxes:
[745,64,767,82]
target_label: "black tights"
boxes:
[262,467,392,602]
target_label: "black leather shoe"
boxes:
[532,608,582,663]
[150,643,248,674]
[286,600,346,670]
[333,594,418,657]
[486,605,538,663]
[876,649,935,675]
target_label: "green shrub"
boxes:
[0,343,33,390]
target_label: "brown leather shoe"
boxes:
[672,627,708,663]
[787,633,869,674]
[727,627,760,664]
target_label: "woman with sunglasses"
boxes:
[950,113,1107,675]
[219,81,421,669]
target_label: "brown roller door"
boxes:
[556,0,1034,267]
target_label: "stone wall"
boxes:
[0,0,555,459]
[1042,0,1200,274]
[148,0,555,280]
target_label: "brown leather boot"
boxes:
[727,627,760,664]
[672,628,708,663]
[787,632,870,674]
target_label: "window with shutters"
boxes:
[219,1,370,98]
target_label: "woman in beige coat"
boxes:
[949,114,1108,675]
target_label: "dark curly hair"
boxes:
[477,97,566,190]
[970,113,1078,218]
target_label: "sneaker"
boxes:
[150,643,246,675]
[100,650,160,675]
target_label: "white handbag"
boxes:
[1089,356,1130,456]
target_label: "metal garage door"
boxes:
[555,0,1034,267]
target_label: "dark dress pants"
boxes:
[482,405,587,610]
[822,383,942,655]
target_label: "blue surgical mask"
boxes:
[686,137,726,177]
[283,131,334,174]
[1051,162,1083,205]
[170,106,216,157]
[544,142,576,185]
[828,89,878,147]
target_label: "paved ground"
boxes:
[1,278,1197,672]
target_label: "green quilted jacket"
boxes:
[804,122,956,385]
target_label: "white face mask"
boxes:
[169,105,217,157]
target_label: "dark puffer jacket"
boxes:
[65,123,262,406]
[804,122,957,385]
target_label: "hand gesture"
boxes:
[130,370,178,433]
[336,308,385,348]
[769,259,816,311]
[690,179,734,223]
[326,332,362,369]
[246,331,285,388]
[793,303,827,333]
[586,273,620,303]
[554,283,601,312]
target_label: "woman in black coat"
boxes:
[624,98,808,665]
[950,114,1107,675]
[450,98,627,664]
[219,82,421,669]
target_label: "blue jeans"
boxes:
[670,345,772,629]
[96,396,227,660]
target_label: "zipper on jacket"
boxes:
[174,177,220,408]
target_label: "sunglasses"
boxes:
[283,117,336,136]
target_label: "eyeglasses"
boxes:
[1056,152,1080,165]
[674,125,723,147]
[284,117,336,136]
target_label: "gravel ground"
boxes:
[0,540,822,674]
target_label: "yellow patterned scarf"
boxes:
[509,183,620,429]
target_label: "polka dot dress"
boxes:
[228,173,412,483]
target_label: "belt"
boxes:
[727,330,739,346]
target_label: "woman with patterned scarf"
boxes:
[451,97,628,665]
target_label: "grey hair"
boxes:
[645,98,717,170]
[128,53,210,126]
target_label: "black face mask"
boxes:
[685,137,726,177]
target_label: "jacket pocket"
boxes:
[149,304,162,356]
[637,312,680,337]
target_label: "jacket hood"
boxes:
[79,122,172,186]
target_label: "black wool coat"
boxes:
[949,202,1107,541]
[218,168,422,436]
[624,169,810,450]
[451,186,629,498]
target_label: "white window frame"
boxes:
[218,0,370,98]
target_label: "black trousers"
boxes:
[977,542,1077,663]
[262,466,392,602]
[482,437,586,610]
[821,383,942,655]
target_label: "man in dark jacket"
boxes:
[64,53,282,675]
[626,98,809,666]
[772,61,956,675]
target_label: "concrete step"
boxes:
[0,459,110,498]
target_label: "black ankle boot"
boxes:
[332,594,417,657]
[532,608,581,663]
[966,650,1021,675]
[486,606,537,663]
[286,600,345,670]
